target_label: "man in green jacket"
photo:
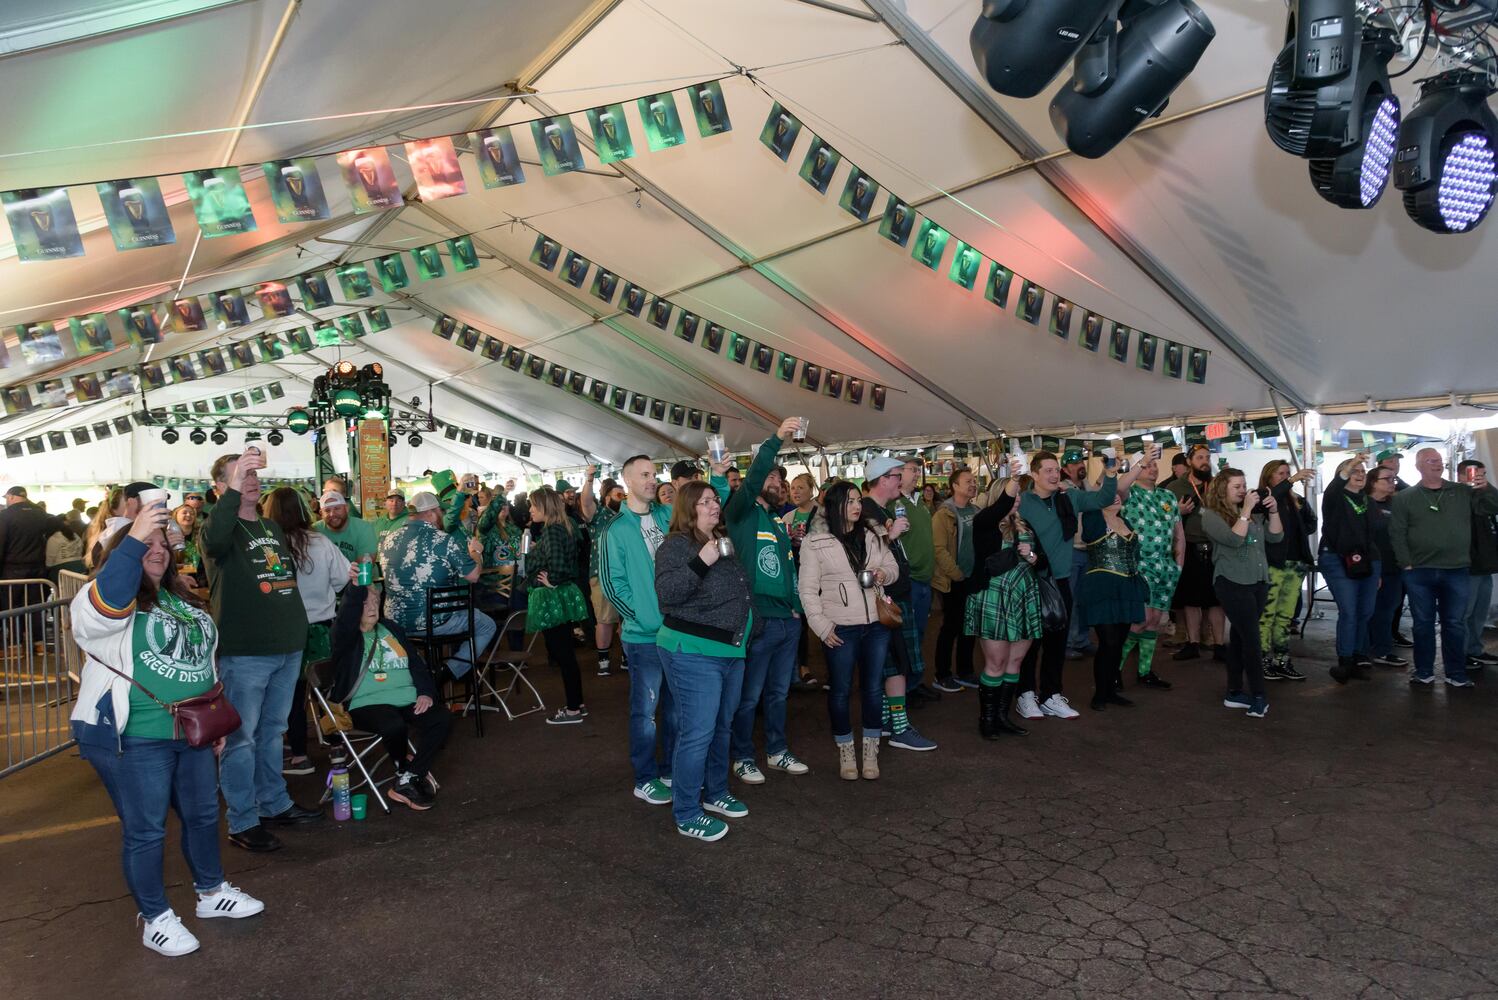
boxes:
[712,418,810,784]
[599,454,676,806]
[1390,447,1498,686]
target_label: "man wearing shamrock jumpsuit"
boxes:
[1119,448,1184,689]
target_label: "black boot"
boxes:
[1330,656,1353,685]
[995,684,1028,736]
[978,683,1000,740]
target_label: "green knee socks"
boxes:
[1136,630,1159,677]
[1121,632,1140,667]
[883,695,910,735]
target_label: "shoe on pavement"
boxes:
[1171,642,1201,662]
[1015,691,1045,720]
[931,678,963,693]
[1408,673,1435,686]
[633,779,672,805]
[1445,676,1476,689]
[388,772,436,810]
[597,660,611,676]
[1277,662,1307,682]
[1246,695,1269,719]
[703,793,748,819]
[1393,632,1414,648]
[227,824,282,853]
[1471,651,1498,666]
[953,677,980,690]
[888,727,937,751]
[260,804,322,826]
[677,814,728,842]
[1223,690,1252,709]
[195,882,265,920]
[546,708,586,725]
[732,759,766,785]
[766,751,809,775]
[140,909,200,957]
[281,756,314,776]
[1039,694,1079,719]
[1137,671,1172,690]
[1372,654,1407,667]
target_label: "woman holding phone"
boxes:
[1201,469,1283,718]
[1319,456,1379,683]
[69,500,264,957]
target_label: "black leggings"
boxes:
[543,624,584,710]
[1091,622,1131,701]
[934,580,975,682]
[1020,578,1072,700]
[1215,578,1268,696]
[347,701,452,780]
[287,676,309,758]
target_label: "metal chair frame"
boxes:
[468,608,546,721]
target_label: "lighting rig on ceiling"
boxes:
[1265,0,1498,233]
[970,0,1218,158]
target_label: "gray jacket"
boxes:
[654,532,752,648]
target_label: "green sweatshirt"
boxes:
[890,494,934,582]
[200,488,309,655]
[1390,481,1498,569]
[714,435,802,620]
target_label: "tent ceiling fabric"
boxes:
[0,0,1489,474]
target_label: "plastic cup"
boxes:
[356,560,374,585]
[794,417,809,442]
[138,488,169,510]
[350,794,368,820]
[707,433,727,464]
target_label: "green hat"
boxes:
[1376,449,1402,462]
[430,469,457,497]
[1061,447,1087,464]
[554,479,575,493]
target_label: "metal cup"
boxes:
[858,569,877,589]
[715,536,735,559]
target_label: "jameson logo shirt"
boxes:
[202,490,309,655]
[124,593,218,740]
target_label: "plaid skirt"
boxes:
[965,568,1042,642]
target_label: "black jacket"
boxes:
[654,532,752,648]
[1319,473,1374,559]
[1471,510,1498,575]
[1265,481,1317,567]
[327,584,437,704]
[0,501,68,577]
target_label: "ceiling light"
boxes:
[210,426,228,446]
[266,430,285,446]
[189,428,207,445]
[161,428,179,444]
[1395,70,1498,233]
[970,0,1115,98]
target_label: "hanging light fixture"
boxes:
[1395,70,1498,233]
[286,408,312,434]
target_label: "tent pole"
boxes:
[1269,389,1302,469]
[861,0,1310,412]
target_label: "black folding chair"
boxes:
[468,609,546,721]
[402,583,484,736]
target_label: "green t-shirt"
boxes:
[348,627,417,710]
[656,612,753,660]
[201,500,308,656]
[316,516,379,563]
[888,496,934,582]
[372,511,409,541]
[124,592,218,740]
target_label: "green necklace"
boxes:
[1422,486,1443,513]
[1344,493,1367,516]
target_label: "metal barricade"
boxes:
[1,578,81,779]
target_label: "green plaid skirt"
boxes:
[965,569,1042,642]
[526,582,589,633]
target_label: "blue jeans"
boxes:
[1465,573,1493,655]
[731,616,800,762]
[80,736,224,920]
[430,609,497,678]
[218,651,300,834]
[905,579,933,686]
[1317,552,1381,658]
[1067,548,1092,652]
[1367,568,1403,658]
[823,622,888,740]
[659,648,744,827]
[624,641,675,784]
[1403,567,1471,681]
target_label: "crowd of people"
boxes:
[24,428,1498,955]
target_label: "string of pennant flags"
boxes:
[0,77,736,265]
[756,101,1211,385]
[434,416,534,461]
[427,309,726,436]
[518,229,890,411]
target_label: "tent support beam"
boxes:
[861,0,1310,412]
[788,0,881,22]
[1269,388,1303,469]
[520,94,1002,434]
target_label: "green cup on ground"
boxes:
[356,561,374,585]
[350,794,368,820]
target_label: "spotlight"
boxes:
[970,0,1115,98]
[210,425,228,446]
[333,360,357,379]
[286,407,311,434]
[1396,70,1498,233]
[1265,11,1398,162]
[162,428,180,444]
[1049,0,1216,159]
[190,428,208,445]
[408,432,423,448]
[1309,84,1400,208]
[266,429,285,446]
[362,362,383,379]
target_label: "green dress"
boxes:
[1122,484,1181,610]
[1075,512,1149,628]
[965,536,1043,641]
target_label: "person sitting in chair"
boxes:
[328,584,451,811]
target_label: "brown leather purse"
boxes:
[875,592,904,629]
[103,664,241,748]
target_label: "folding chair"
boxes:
[305,657,394,814]
[402,583,485,736]
[468,609,546,721]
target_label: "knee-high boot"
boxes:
[995,683,1029,736]
[978,683,1000,740]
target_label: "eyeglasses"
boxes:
[695,495,721,508]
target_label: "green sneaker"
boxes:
[676,814,728,842]
[632,779,671,806]
[702,794,748,819]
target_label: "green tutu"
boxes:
[526,582,588,632]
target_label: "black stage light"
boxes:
[210,426,228,446]
[1266,1,1377,158]
[1050,0,1215,158]
[190,428,208,445]
[408,432,423,448]
[161,428,180,444]
[970,0,1115,98]
[1297,25,1401,207]
[267,430,285,446]
[1395,70,1498,233]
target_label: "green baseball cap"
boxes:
[554,480,575,493]
[1375,449,1402,462]
[1061,448,1087,465]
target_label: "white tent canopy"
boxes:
[1,0,1492,482]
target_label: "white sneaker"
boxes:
[766,750,810,775]
[140,909,200,957]
[1040,694,1079,719]
[195,881,265,920]
[732,759,766,784]
[1015,691,1044,720]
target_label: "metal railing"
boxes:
[1,577,83,779]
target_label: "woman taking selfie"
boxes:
[653,480,753,842]
[966,508,1042,737]
[1201,469,1283,719]
[798,481,900,781]
[70,501,263,957]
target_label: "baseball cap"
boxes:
[386,490,405,501]
[865,456,903,481]
[318,490,347,508]
[1376,449,1402,462]
[554,480,575,493]
[1061,448,1087,465]
[410,491,441,513]
[670,460,701,481]
[122,481,156,499]
[5,486,26,498]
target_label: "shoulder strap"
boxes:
[99,659,170,710]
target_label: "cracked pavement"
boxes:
[2,617,1496,999]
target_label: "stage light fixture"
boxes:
[1309,78,1401,207]
[266,430,285,446]
[161,428,180,444]
[970,0,1115,98]
[286,408,311,434]
[408,432,423,448]
[1050,0,1216,158]
[189,428,208,445]
[1266,12,1396,164]
[333,388,363,417]
[1395,70,1498,233]
[210,426,228,446]
[333,360,358,379]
